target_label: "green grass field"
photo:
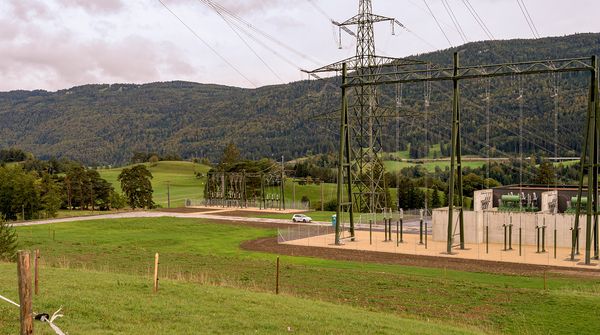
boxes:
[99,161,210,208]
[283,181,337,207]
[384,160,487,173]
[0,264,472,335]
[6,218,600,334]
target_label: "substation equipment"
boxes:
[204,170,286,210]
[306,0,600,265]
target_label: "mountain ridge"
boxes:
[1,33,599,165]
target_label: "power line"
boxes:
[461,0,495,40]
[441,0,468,43]
[393,20,438,50]
[157,0,256,87]
[197,0,322,66]
[516,0,540,39]
[202,1,285,82]
[519,0,541,37]
[422,0,454,47]
[204,5,307,73]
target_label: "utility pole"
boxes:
[292,180,296,210]
[281,156,285,210]
[321,182,324,212]
[166,181,171,209]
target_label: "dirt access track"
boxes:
[241,236,600,278]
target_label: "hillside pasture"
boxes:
[99,161,210,208]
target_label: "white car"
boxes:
[292,214,312,223]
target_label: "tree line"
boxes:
[0,156,156,221]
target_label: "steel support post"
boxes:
[594,56,600,260]
[542,225,547,253]
[519,227,522,256]
[385,218,389,242]
[335,63,349,245]
[447,52,462,254]
[508,224,513,250]
[425,220,428,248]
[419,217,424,245]
[554,229,557,259]
[400,219,404,243]
[503,224,507,251]
[584,56,598,265]
[281,157,285,211]
[572,68,593,260]
[486,226,489,254]
[536,226,540,253]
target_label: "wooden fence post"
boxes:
[34,249,40,295]
[153,253,159,293]
[17,251,34,335]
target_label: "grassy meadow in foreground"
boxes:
[7,218,600,334]
[0,264,473,335]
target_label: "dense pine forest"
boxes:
[1,33,599,165]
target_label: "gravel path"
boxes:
[11,210,427,232]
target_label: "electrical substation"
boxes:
[201,0,600,268]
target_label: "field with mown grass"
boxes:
[4,217,600,334]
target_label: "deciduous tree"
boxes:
[118,165,154,209]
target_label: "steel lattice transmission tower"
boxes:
[306,0,420,243]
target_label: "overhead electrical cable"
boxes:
[197,0,322,66]
[157,0,256,87]
[305,0,356,50]
[406,0,463,37]
[519,0,540,38]
[460,0,495,40]
[392,19,438,50]
[203,1,285,82]
[441,0,468,43]
[422,0,454,47]
[516,0,540,38]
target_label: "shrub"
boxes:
[0,221,17,262]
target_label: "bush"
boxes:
[301,195,310,204]
[110,192,127,209]
[313,199,338,211]
[0,221,17,262]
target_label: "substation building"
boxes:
[432,185,590,248]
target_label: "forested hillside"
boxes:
[0,33,599,165]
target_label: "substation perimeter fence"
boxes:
[279,210,598,270]
[278,225,335,244]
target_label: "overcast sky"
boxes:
[1,0,599,91]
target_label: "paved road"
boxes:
[11,210,431,233]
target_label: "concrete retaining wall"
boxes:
[432,208,588,248]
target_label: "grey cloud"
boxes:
[169,0,292,14]
[0,22,198,90]
[58,0,124,14]
[8,0,51,20]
